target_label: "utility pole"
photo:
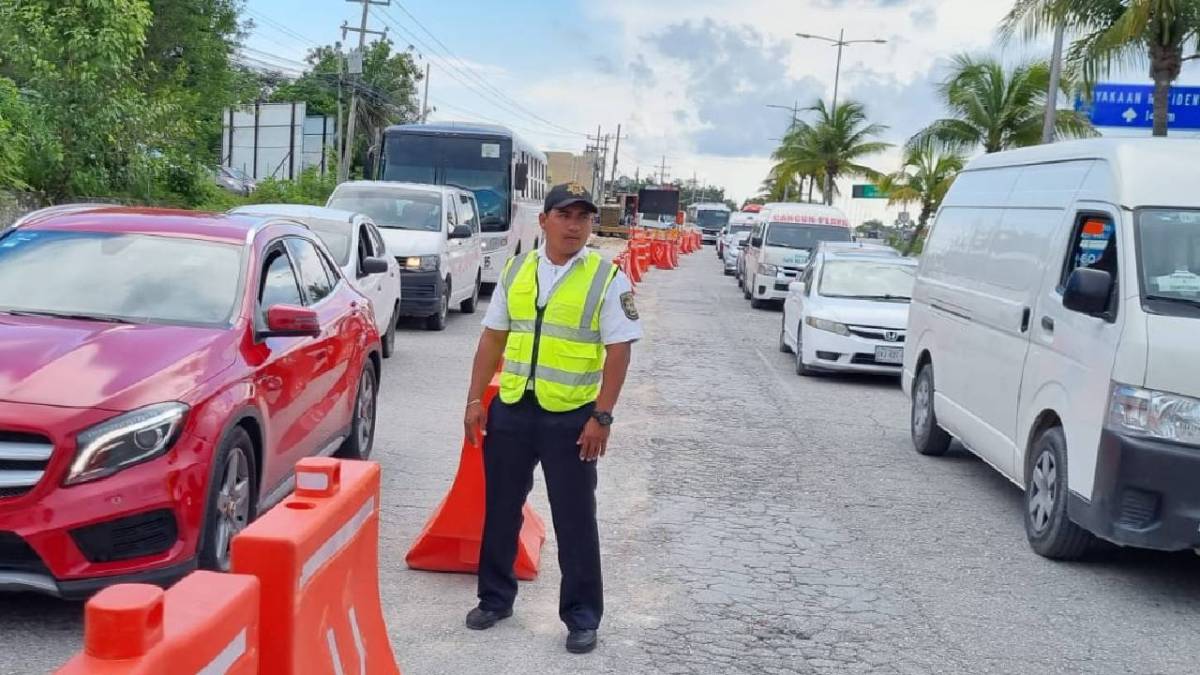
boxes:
[336,48,344,175]
[609,123,623,187]
[585,125,604,196]
[600,134,610,201]
[1042,23,1066,144]
[657,155,670,185]
[691,171,698,203]
[421,61,431,123]
[340,0,390,183]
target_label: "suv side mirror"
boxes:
[1063,268,1114,315]
[750,237,763,247]
[449,224,473,239]
[514,163,529,192]
[262,304,321,338]
[361,256,389,275]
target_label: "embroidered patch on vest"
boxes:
[620,292,639,320]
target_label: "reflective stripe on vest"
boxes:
[498,250,617,412]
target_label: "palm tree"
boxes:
[909,54,1096,153]
[877,141,967,254]
[773,100,890,205]
[1003,0,1200,137]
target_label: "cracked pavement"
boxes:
[2,241,1198,674]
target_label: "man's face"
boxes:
[539,204,592,253]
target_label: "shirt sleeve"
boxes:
[481,280,509,331]
[598,268,643,345]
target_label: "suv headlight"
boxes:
[805,316,851,336]
[1107,384,1200,446]
[757,263,779,276]
[403,255,439,272]
[66,403,189,485]
[481,237,508,253]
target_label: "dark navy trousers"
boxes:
[476,393,603,631]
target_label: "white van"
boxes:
[687,202,732,245]
[742,203,852,308]
[904,138,1200,559]
[327,181,483,331]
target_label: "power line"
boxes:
[244,8,325,49]
[387,1,587,137]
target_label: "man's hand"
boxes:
[464,401,486,447]
[577,418,610,462]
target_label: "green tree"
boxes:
[877,141,967,254]
[910,54,1096,153]
[1003,0,1200,137]
[0,0,158,200]
[772,100,890,205]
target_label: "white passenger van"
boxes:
[904,138,1200,559]
[742,203,852,309]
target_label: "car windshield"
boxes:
[766,223,851,249]
[819,260,916,300]
[1137,209,1200,309]
[0,230,242,325]
[728,224,753,235]
[380,133,510,232]
[697,210,730,227]
[328,188,442,232]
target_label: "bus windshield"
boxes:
[381,133,511,232]
[696,210,730,228]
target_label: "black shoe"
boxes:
[465,606,512,630]
[565,629,597,654]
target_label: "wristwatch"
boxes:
[591,410,614,426]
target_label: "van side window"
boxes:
[1061,213,1118,290]
[445,195,458,229]
[458,194,480,234]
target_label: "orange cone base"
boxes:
[405,502,546,581]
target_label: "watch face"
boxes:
[594,411,613,425]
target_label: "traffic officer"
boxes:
[462,182,641,655]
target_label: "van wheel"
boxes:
[778,315,791,353]
[911,363,952,456]
[750,296,768,309]
[199,427,257,573]
[337,362,378,460]
[381,304,398,359]
[1024,427,1093,560]
[426,283,450,331]
[460,274,481,314]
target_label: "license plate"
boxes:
[875,346,904,365]
[483,257,492,269]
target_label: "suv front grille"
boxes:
[0,431,52,500]
[0,531,50,575]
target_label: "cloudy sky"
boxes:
[243,0,1197,223]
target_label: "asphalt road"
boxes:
[2,241,1198,674]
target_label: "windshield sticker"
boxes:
[481,143,500,159]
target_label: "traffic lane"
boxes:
[0,592,81,674]
[724,260,1200,672]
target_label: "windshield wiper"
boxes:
[1145,294,1200,308]
[769,243,810,250]
[2,310,139,324]
[854,294,911,301]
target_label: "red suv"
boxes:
[0,206,381,597]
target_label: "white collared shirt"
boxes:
[481,245,643,345]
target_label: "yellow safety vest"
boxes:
[498,250,618,412]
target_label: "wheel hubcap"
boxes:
[1029,450,1057,533]
[357,373,375,454]
[214,447,250,571]
[913,375,932,436]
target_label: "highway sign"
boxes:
[852,184,888,199]
[1076,83,1200,129]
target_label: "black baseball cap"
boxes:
[544,182,598,214]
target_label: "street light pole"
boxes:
[795,29,886,205]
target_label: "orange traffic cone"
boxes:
[405,370,546,580]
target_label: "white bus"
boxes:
[377,122,547,284]
[686,202,732,245]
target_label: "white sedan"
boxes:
[779,248,917,376]
[230,204,402,357]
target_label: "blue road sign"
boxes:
[1076,83,1200,129]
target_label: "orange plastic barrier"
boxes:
[405,372,547,580]
[620,250,641,285]
[56,571,260,675]
[232,459,400,675]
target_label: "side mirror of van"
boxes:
[449,224,473,239]
[1063,268,1114,315]
[789,281,806,295]
[514,163,529,192]
[750,237,763,248]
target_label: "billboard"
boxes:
[637,188,680,217]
